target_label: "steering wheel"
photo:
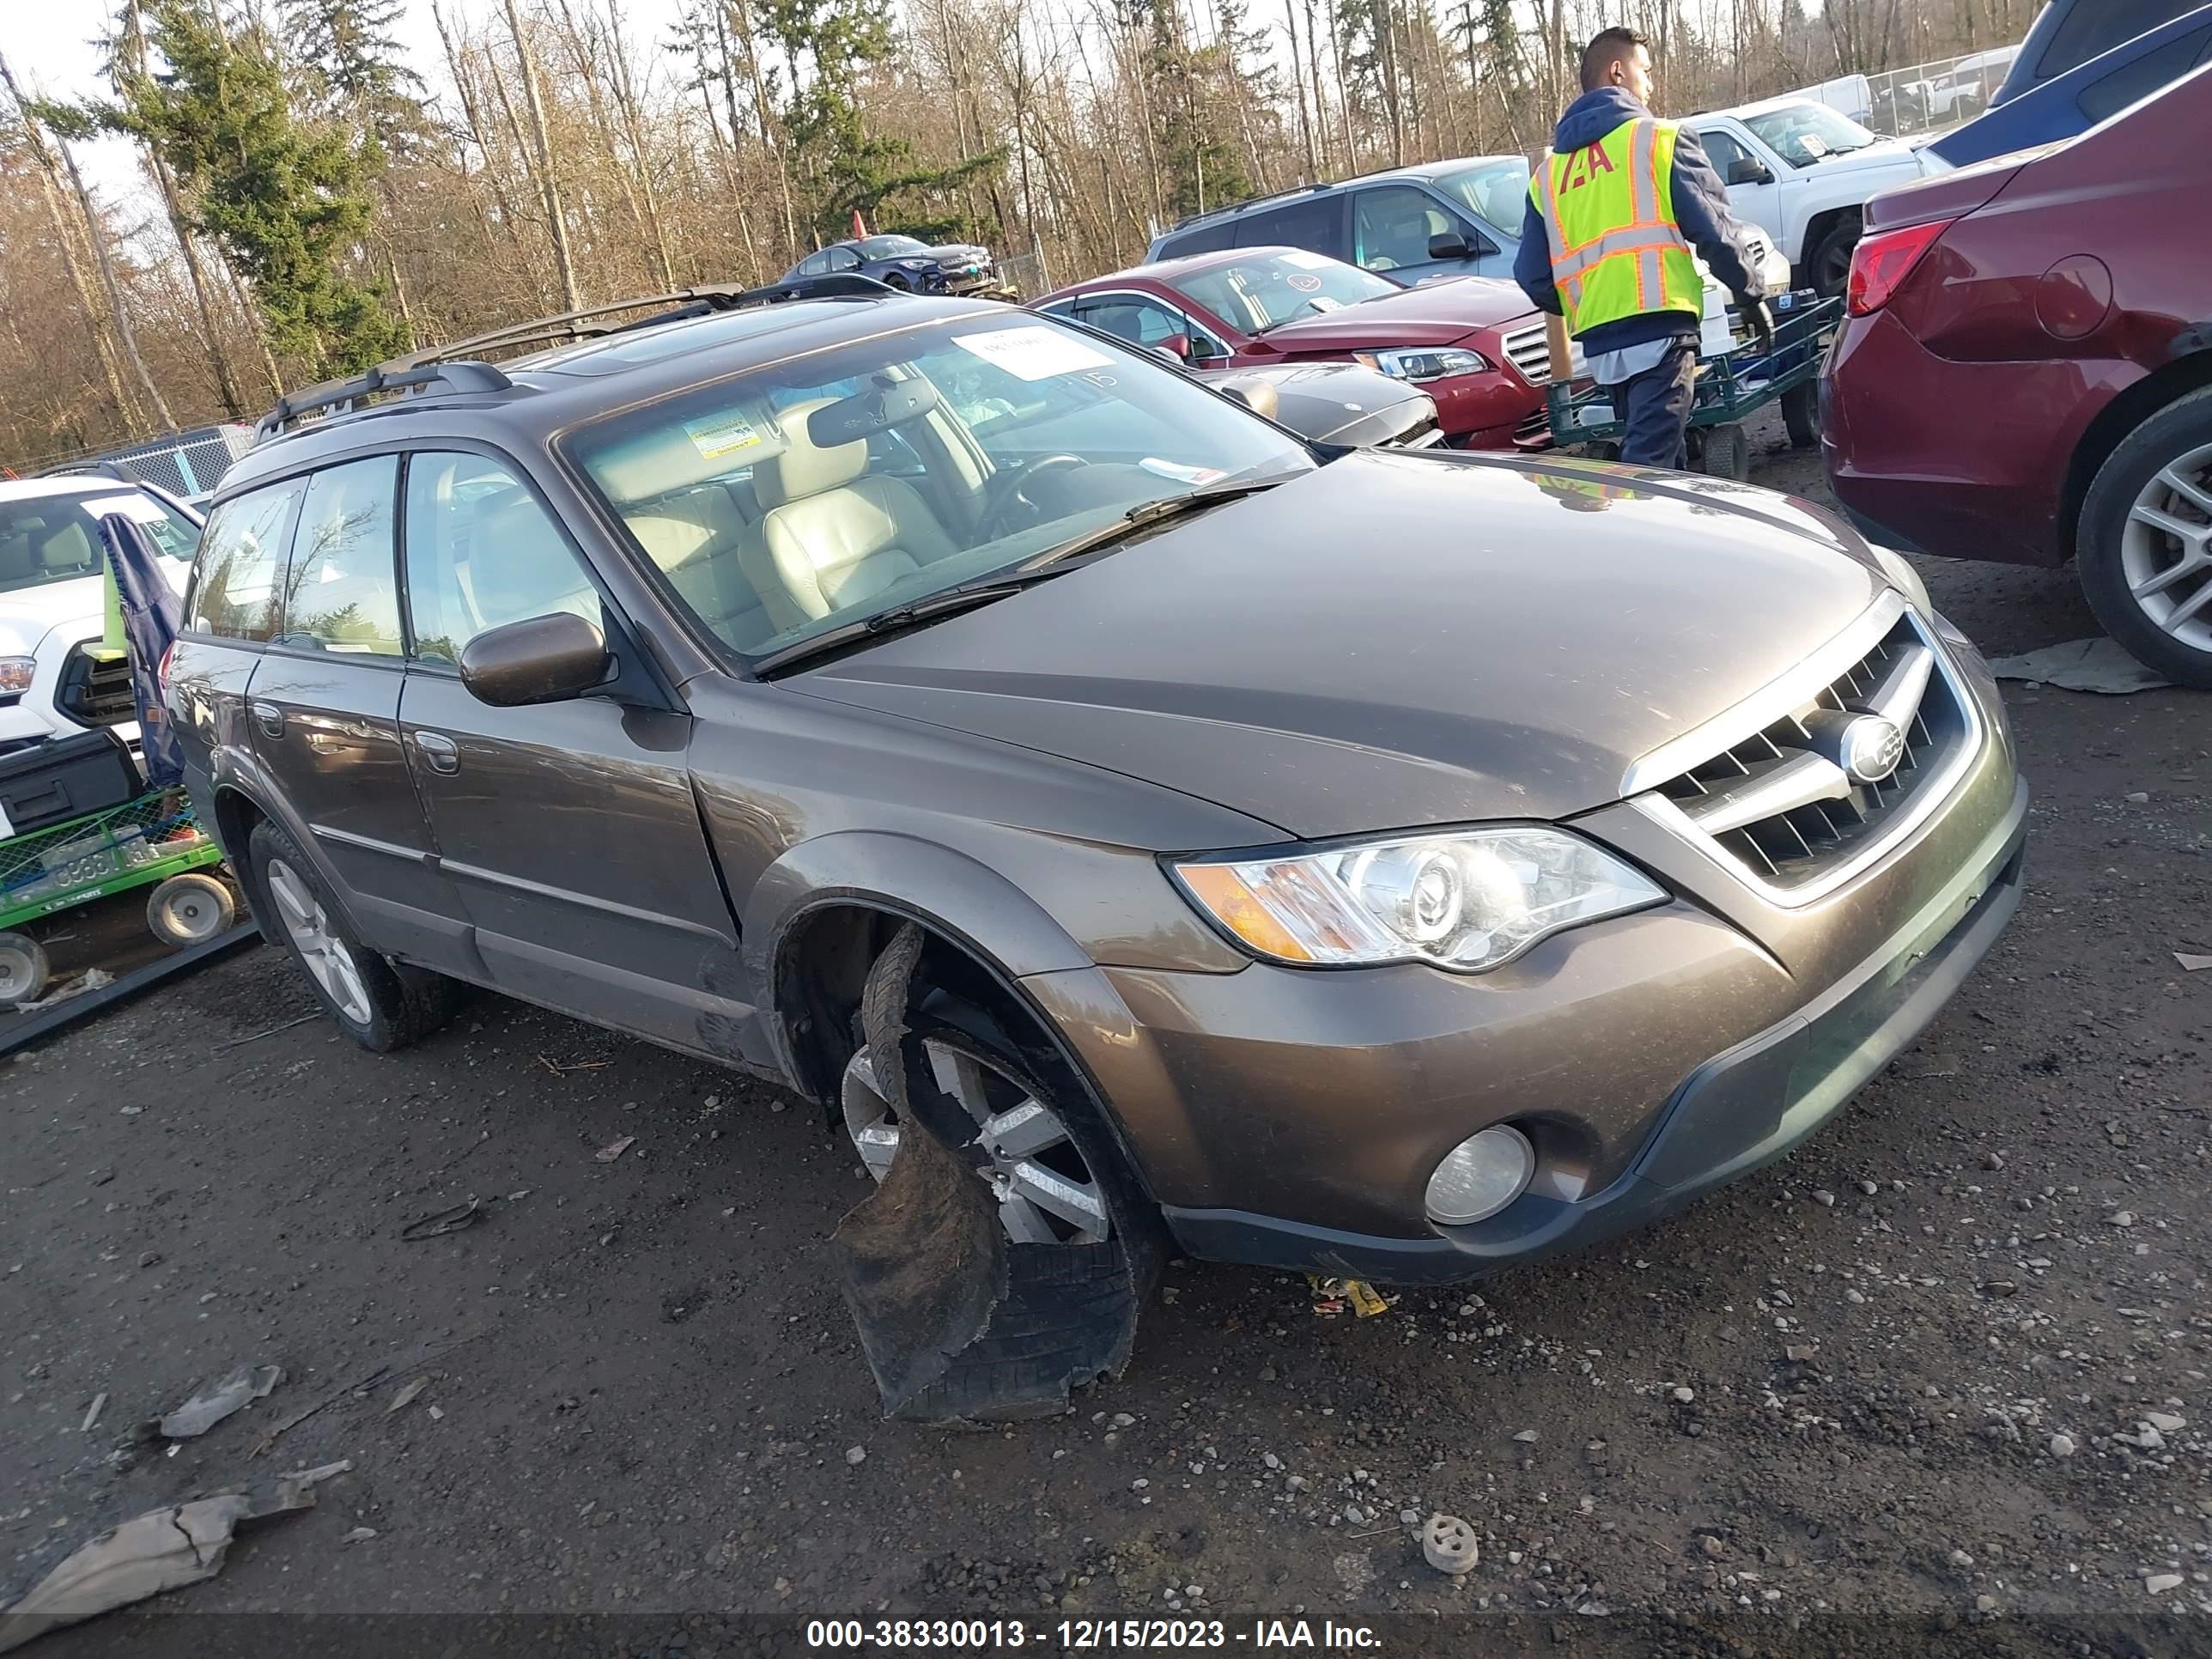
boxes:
[979,454,1088,538]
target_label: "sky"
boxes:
[8,0,696,221]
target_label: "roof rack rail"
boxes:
[252,273,897,442]
[1164,180,1334,234]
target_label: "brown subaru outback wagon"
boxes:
[169,281,2026,1306]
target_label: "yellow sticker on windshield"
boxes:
[682,411,764,460]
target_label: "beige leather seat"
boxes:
[623,484,795,647]
[757,399,959,621]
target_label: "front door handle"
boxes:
[250,702,283,738]
[413,732,460,775]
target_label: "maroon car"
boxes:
[1036,248,1553,448]
[1823,64,2212,687]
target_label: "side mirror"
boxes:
[1727,158,1775,186]
[1427,231,1472,261]
[459,612,611,708]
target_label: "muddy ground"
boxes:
[4,416,2209,1657]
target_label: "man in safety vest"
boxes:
[1514,27,1771,469]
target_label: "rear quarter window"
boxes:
[1153,219,1237,259]
[185,479,305,642]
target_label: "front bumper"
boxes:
[1024,623,2025,1284]
[1163,790,2022,1283]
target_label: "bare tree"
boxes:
[502,0,583,311]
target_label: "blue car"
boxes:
[1932,3,2212,165]
[782,234,1012,298]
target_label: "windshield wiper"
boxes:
[1013,470,1309,573]
[750,573,1067,676]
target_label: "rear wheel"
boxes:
[1699,422,1751,481]
[245,822,459,1051]
[2077,386,2212,690]
[1808,213,1863,300]
[146,872,235,947]
[1782,381,1820,449]
[0,932,51,1006]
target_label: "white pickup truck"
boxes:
[1686,96,1947,296]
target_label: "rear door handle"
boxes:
[250,702,283,738]
[413,731,460,775]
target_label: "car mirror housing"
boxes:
[459,613,611,708]
[1727,158,1775,186]
[1427,231,1473,261]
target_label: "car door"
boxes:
[1347,184,1496,284]
[1068,292,1231,364]
[1692,123,1788,246]
[393,447,746,1056]
[241,455,471,972]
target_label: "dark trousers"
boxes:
[1607,340,1699,470]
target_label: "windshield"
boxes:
[0,490,197,597]
[1431,158,1532,228]
[565,313,1309,665]
[860,234,931,258]
[1742,103,1880,165]
[1174,251,1399,334]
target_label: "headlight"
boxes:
[1352,347,1492,383]
[1869,544,1931,613]
[1172,827,1665,972]
[0,656,34,696]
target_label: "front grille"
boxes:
[1500,323,1551,385]
[1649,610,1970,889]
[57,645,137,729]
[1513,406,1553,445]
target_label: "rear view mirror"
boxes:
[459,613,611,708]
[807,376,942,448]
[1727,158,1775,186]
[1427,231,1472,261]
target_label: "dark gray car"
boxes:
[168,283,2025,1408]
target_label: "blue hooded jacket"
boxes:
[1514,86,1769,356]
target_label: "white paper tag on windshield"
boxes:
[1278,250,1334,269]
[952,326,1113,381]
[81,495,172,524]
[682,411,765,460]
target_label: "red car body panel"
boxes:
[1036,252,1550,448]
[1822,70,2212,566]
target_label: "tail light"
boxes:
[1845,217,1956,317]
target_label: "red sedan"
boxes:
[1822,63,2212,687]
[1035,248,1553,448]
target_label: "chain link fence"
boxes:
[1861,46,2021,139]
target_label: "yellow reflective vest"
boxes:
[1528,117,1704,338]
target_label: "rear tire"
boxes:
[244,821,459,1052]
[2076,386,2212,690]
[1700,422,1751,481]
[1808,213,1863,301]
[146,872,235,947]
[0,932,51,1006]
[1782,381,1820,449]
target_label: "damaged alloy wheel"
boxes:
[841,1034,1113,1245]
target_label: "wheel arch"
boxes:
[1796,204,1862,284]
[747,834,1164,1202]
[204,764,368,942]
[2061,344,2212,558]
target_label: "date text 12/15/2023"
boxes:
[805,1619,1385,1650]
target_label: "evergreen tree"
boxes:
[761,0,997,242]
[99,0,406,376]
[278,0,427,156]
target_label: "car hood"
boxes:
[927,243,992,264]
[1198,362,1435,445]
[1814,137,1926,174]
[0,579,102,653]
[787,452,1892,840]
[1257,276,1535,350]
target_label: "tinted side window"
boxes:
[1233,195,1345,256]
[1697,129,1752,177]
[274,457,402,656]
[1077,297,1188,349]
[2077,23,2212,120]
[2044,0,2196,80]
[826,246,862,271]
[1153,219,1237,259]
[796,252,829,276]
[403,453,603,667]
[185,480,303,642]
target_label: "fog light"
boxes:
[1425,1125,1535,1225]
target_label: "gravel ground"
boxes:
[4,416,2209,1657]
